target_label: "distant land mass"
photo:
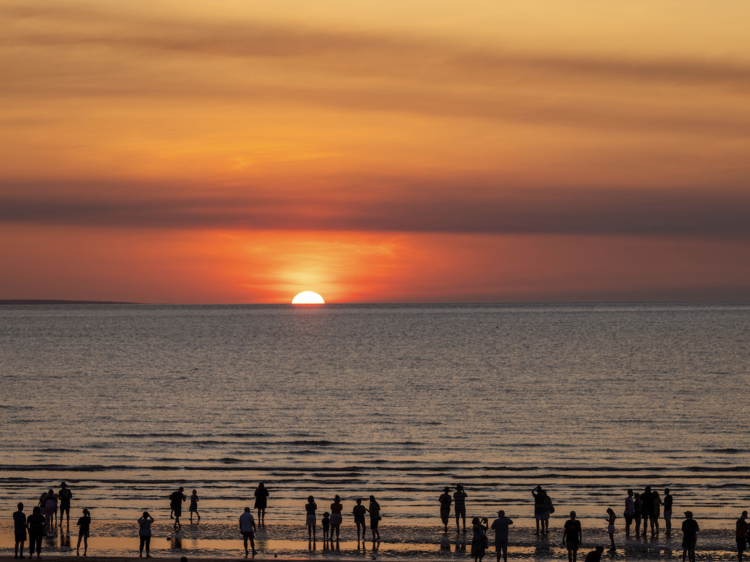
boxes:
[0,299,137,305]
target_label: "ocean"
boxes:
[1,303,748,559]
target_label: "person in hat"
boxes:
[454,485,468,533]
[59,482,73,527]
[439,488,452,533]
[491,509,513,562]
[583,546,604,562]
[736,511,748,562]
[681,511,699,562]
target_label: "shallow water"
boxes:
[1,303,749,558]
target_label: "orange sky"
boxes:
[1,0,750,303]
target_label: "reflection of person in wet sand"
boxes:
[305,496,317,540]
[439,487,452,533]
[562,511,582,562]
[239,507,257,556]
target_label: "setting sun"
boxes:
[292,291,325,304]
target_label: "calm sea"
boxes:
[1,303,749,557]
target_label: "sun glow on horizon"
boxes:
[292,291,325,304]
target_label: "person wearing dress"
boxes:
[471,517,489,562]
[330,496,344,541]
[439,488,452,533]
[305,496,317,540]
[138,512,154,559]
[189,490,200,523]
[368,496,381,541]
[76,509,91,556]
[254,483,269,524]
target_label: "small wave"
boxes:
[704,448,746,454]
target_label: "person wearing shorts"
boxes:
[239,507,256,555]
[305,496,317,540]
[454,485,467,533]
[737,511,748,562]
[681,511,699,562]
[14,502,27,559]
[562,511,583,562]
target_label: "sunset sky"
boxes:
[2,0,750,303]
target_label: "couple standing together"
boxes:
[439,484,469,532]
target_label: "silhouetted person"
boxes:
[471,517,489,562]
[532,486,546,535]
[681,511,699,562]
[368,495,381,541]
[652,490,662,536]
[491,510,513,562]
[254,483,269,524]
[76,508,90,556]
[605,508,616,551]
[189,490,200,523]
[59,483,72,527]
[330,495,343,541]
[562,511,583,562]
[14,502,26,559]
[584,546,604,562]
[27,506,45,560]
[737,511,748,562]
[633,493,642,537]
[541,490,553,534]
[305,496,317,540]
[353,498,367,541]
[664,488,674,538]
[138,511,154,558]
[640,486,653,537]
[43,489,56,533]
[321,512,330,541]
[169,487,186,529]
[455,484,468,533]
[239,506,256,555]
[439,487,452,533]
[624,490,634,537]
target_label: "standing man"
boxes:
[454,485,468,533]
[14,502,27,559]
[27,506,46,560]
[737,511,748,562]
[59,482,73,527]
[169,487,186,529]
[562,511,583,562]
[663,488,673,538]
[439,488,452,533]
[624,490,634,537]
[239,507,257,555]
[491,509,513,562]
[640,487,653,537]
[681,511,699,562]
[532,486,547,535]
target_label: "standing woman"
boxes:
[330,496,344,541]
[138,511,154,559]
[368,496,382,541]
[606,508,616,552]
[305,496,318,541]
[254,483,269,525]
[439,488,452,533]
[471,517,489,562]
[77,509,91,556]
[189,490,200,523]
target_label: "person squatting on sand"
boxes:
[76,508,91,556]
[138,511,154,558]
[562,511,583,562]
[239,507,257,555]
[491,510,513,562]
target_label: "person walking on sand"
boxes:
[471,517,489,562]
[737,511,748,562]
[14,502,27,559]
[439,487,452,533]
[633,493,643,537]
[239,507,257,556]
[562,511,583,562]
[27,506,45,560]
[254,483,269,524]
[624,490,634,537]
[169,487,186,529]
[491,510,513,562]
[189,490,200,523]
[664,488,674,538]
[330,496,344,541]
[532,486,546,535]
[76,509,91,556]
[353,499,367,542]
[681,511,699,562]
[651,490,662,536]
[305,496,317,541]
[368,496,382,541]
[59,483,72,527]
[605,508,616,551]
[455,484,468,533]
[138,511,154,559]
